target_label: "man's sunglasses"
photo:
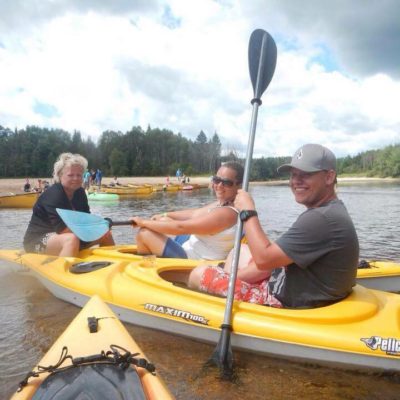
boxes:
[212,176,235,187]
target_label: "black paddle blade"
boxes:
[248,29,277,101]
[205,325,234,380]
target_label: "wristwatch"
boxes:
[239,210,258,222]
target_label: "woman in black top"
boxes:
[23,153,114,256]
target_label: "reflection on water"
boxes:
[1,184,400,399]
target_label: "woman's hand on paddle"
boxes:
[130,217,145,227]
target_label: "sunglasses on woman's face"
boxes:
[212,175,235,187]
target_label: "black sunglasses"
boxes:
[212,176,235,187]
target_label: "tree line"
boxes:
[0,125,222,178]
[251,143,400,180]
[0,125,399,179]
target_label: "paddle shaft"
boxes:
[215,30,275,372]
[218,96,262,354]
[108,220,136,227]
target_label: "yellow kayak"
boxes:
[102,186,153,195]
[1,248,400,372]
[150,183,165,192]
[357,260,400,291]
[163,184,182,192]
[0,192,38,208]
[10,295,173,400]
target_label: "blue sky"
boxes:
[0,0,399,158]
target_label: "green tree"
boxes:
[209,132,222,173]
[193,130,209,173]
[109,148,128,176]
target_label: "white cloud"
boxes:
[0,0,399,159]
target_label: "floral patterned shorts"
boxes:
[200,266,282,307]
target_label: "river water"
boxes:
[1,183,400,399]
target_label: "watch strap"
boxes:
[240,210,258,222]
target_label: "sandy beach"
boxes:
[0,176,212,194]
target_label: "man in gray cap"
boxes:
[188,143,359,309]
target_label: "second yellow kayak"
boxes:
[11,295,173,400]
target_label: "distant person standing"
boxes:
[23,178,31,192]
[83,169,91,190]
[90,169,96,187]
[33,179,43,193]
[95,169,103,189]
[176,168,182,182]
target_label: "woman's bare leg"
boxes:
[135,228,168,256]
[46,233,80,257]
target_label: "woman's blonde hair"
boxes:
[53,153,88,183]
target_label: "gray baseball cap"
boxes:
[277,144,336,173]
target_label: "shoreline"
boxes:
[0,176,212,194]
[0,176,399,195]
[256,176,400,186]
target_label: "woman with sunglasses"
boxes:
[131,161,244,260]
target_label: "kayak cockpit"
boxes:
[157,265,381,324]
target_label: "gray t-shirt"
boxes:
[271,199,359,308]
